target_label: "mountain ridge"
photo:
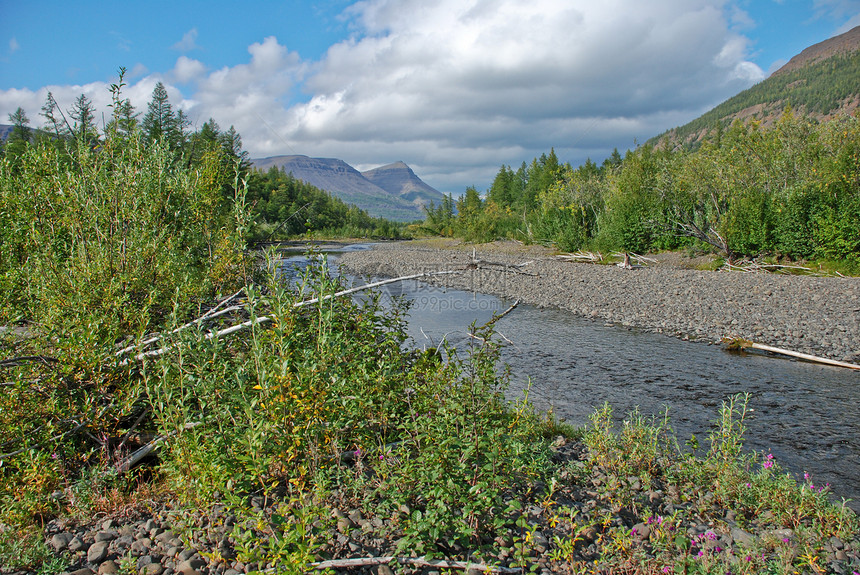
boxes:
[650,25,860,148]
[250,155,442,222]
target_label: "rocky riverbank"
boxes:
[338,240,860,364]
[26,435,860,575]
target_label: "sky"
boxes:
[2,0,859,195]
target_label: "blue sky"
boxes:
[2,0,859,194]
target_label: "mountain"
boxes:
[251,155,443,221]
[652,26,860,148]
[361,161,443,206]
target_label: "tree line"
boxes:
[426,109,860,268]
[1,73,403,243]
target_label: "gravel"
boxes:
[23,438,860,575]
[337,241,860,364]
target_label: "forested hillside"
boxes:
[654,26,860,148]
[428,110,860,268]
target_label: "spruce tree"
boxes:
[142,82,186,150]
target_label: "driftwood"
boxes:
[482,300,520,329]
[115,421,202,473]
[121,270,464,364]
[0,355,59,368]
[722,337,860,371]
[721,261,813,274]
[556,250,603,263]
[466,248,537,276]
[115,288,247,359]
[304,556,521,573]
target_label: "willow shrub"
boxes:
[0,131,250,550]
[0,133,250,353]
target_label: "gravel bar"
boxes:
[338,241,860,364]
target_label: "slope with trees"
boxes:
[430,110,860,268]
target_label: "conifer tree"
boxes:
[142,82,186,150]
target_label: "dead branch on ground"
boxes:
[722,337,860,371]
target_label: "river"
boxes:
[280,244,860,512]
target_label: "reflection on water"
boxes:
[279,246,860,511]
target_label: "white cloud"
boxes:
[280,0,764,189]
[9,37,20,53]
[0,1,768,194]
[172,56,207,84]
[171,28,199,52]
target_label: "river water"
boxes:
[281,245,860,511]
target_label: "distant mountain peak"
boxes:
[773,26,860,76]
[250,155,443,222]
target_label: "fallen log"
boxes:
[722,337,860,371]
[115,421,202,473]
[122,270,464,364]
[302,556,521,573]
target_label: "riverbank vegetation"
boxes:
[1,75,858,574]
[424,110,860,271]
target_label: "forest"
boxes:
[425,109,860,269]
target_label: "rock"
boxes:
[531,530,549,553]
[114,535,134,551]
[348,509,364,525]
[51,532,75,552]
[830,536,845,550]
[87,540,110,564]
[155,530,175,543]
[70,569,96,575]
[177,549,198,562]
[94,530,117,542]
[98,561,119,575]
[68,536,89,553]
[141,564,164,575]
[731,527,757,547]
[631,523,651,541]
[377,566,395,575]
[131,538,153,554]
[175,558,206,575]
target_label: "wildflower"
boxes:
[782,537,790,544]
[804,472,810,481]
[763,453,774,469]
[662,567,670,574]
